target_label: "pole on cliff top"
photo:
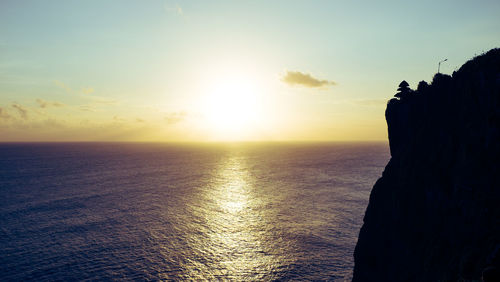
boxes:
[438,58,448,73]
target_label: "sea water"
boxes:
[0,142,389,281]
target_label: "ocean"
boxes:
[0,142,389,281]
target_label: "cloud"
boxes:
[36,98,64,108]
[81,87,94,95]
[165,3,183,16]
[281,71,336,88]
[0,119,161,142]
[53,80,96,95]
[136,118,145,123]
[89,96,118,105]
[11,104,28,119]
[79,105,94,112]
[54,80,71,93]
[29,118,65,130]
[175,4,183,15]
[0,107,12,120]
[77,97,117,112]
[113,116,125,122]
[165,111,187,125]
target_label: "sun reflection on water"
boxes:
[216,164,248,214]
[191,153,274,279]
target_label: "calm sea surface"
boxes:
[0,142,389,281]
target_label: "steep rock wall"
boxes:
[353,49,500,281]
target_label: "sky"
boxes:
[1,0,499,142]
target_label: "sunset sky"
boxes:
[1,0,499,141]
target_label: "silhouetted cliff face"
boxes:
[353,49,500,281]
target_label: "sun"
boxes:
[202,74,263,140]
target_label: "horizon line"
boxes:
[0,140,388,144]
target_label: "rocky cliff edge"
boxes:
[353,49,500,281]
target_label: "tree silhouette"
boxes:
[417,80,429,92]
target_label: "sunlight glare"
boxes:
[203,73,263,140]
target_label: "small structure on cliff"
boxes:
[394,80,411,99]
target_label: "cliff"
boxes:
[353,49,500,281]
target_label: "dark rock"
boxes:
[353,48,500,281]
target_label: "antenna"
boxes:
[438,59,448,73]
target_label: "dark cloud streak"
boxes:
[11,104,28,119]
[36,98,64,108]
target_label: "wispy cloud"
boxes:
[281,71,336,88]
[54,80,71,93]
[29,118,65,130]
[11,104,28,119]
[54,80,95,95]
[113,116,126,122]
[175,4,183,15]
[0,107,12,120]
[79,105,94,112]
[165,3,184,16]
[165,111,187,125]
[81,87,95,95]
[77,96,118,112]
[88,96,118,105]
[36,98,65,108]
